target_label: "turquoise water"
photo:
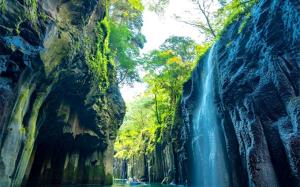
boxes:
[42,185,182,187]
[107,183,184,187]
[105,179,184,187]
[40,180,184,187]
[45,184,183,187]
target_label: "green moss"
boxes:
[86,15,112,93]
[15,20,22,35]
[195,42,213,63]
[238,12,251,34]
[39,12,48,22]
[13,85,53,186]
[0,0,6,13]
[11,85,33,125]
[215,0,257,40]
[41,32,70,74]
[104,173,113,184]
[19,127,26,134]
[25,0,38,21]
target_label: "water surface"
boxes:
[41,180,184,187]
[50,184,182,187]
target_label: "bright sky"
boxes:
[121,0,202,103]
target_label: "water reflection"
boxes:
[40,179,184,187]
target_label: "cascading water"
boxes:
[192,45,229,187]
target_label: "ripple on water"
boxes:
[40,181,184,187]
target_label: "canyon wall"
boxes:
[0,0,125,186]
[181,0,300,186]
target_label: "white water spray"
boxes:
[192,45,229,187]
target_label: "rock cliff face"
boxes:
[0,0,125,186]
[117,143,177,184]
[113,117,185,185]
[181,0,300,186]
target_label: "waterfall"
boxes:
[192,45,229,187]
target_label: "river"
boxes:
[42,184,183,187]
[39,180,185,187]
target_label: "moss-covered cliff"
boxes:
[0,0,125,186]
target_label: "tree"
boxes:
[109,21,142,85]
[160,36,197,62]
[109,0,146,85]
[142,36,197,126]
[144,0,170,15]
[114,36,198,160]
[175,0,257,41]
[115,96,156,159]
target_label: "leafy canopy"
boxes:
[114,36,199,159]
[109,0,146,85]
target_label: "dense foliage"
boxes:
[109,0,146,85]
[113,0,257,161]
[115,36,199,159]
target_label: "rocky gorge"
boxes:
[0,0,300,186]
[182,0,300,186]
[114,0,300,186]
[0,0,125,186]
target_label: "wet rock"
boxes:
[181,0,300,186]
[0,0,125,186]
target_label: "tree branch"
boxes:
[195,0,217,38]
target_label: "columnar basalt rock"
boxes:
[0,0,125,186]
[181,0,300,186]
[114,122,181,184]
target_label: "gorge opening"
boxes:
[0,0,300,186]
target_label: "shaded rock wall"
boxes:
[181,0,300,186]
[114,121,183,184]
[113,159,128,179]
[117,143,176,184]
[0,0,125,186]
